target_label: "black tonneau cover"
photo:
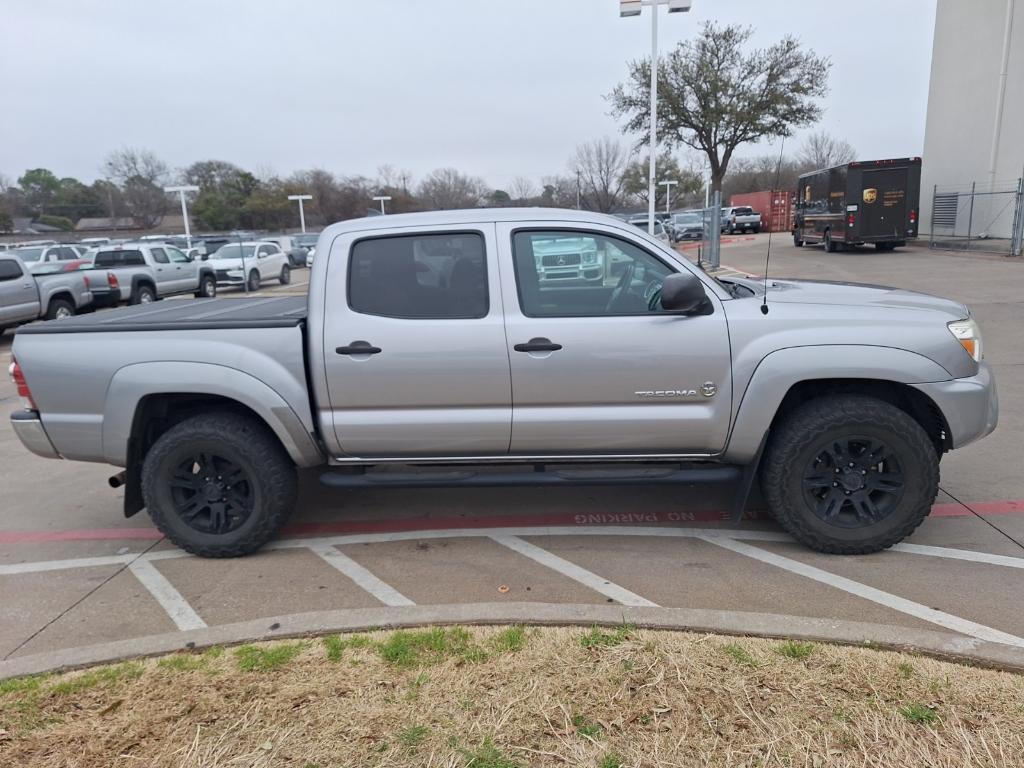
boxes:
[16,296,307,334]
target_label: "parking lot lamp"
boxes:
[163,185,199,248]
[620,0,692,235]
[373,195,392,215]
[287,194,313,233]
[659,179,678,215]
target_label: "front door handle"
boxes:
[336,341,382,355]
[514,337,562,353]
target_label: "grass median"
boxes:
[2,625,1023,767]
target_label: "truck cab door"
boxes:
[0,257,40,323]
[148,247,174,293]
[165,246,195,292]
[318,224,512,458]
[495,223,733,456]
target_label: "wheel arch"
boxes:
[724,346,953,463]
[45,291,75,312]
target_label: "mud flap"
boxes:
[729,434,768,523]
[123,437,145,518]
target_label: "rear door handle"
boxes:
[336,341,382,355]
[514,337,562,353]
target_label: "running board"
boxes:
[320,463,742,489]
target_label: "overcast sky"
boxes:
[1,0,936,189]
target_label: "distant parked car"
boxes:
[671,212,705,242]
[6,245,83,274]
[721,206,762,234]
[208,241,291,290]
[265,235,309,267]
[627,218,670,243]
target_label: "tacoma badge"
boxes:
[701,382,717,398]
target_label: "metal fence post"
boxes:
[1012,176,1023,258]
[707,191,722,270]
[966,181,976,248]
[929,184,937,249]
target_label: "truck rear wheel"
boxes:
[132,285,156,305]
[760,395,938,554]
[824,231,837,252]
[45,298,75,320]
[793,232,804,247]
[141,411,297,557]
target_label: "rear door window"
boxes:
[348,232,488,319]
[150,247,169,264]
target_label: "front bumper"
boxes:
[912,362,999,449]
[214,270,246,285]
[10,410,61,459]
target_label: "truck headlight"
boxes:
[948,317,982,362]
[582,250,599,264]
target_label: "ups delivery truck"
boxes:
[793,158,921,252]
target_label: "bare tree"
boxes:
[417,168,486,210]
[539,176,577,208]
[572,138,630,213]
[377,164,414,196]
[610,22,830,193]
[509,176,537,204]
[104,148,170,228]
[796,131,856,171]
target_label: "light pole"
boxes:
[620,0,692,235]
[659,179,678,215]
[164,185,199,248]
[287,194,312,233]
[372,195,392,215]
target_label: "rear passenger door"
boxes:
[165,246,196,293]
[148,247,176,293]
[321,224,512,458]
[0,258,40,324]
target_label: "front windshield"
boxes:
[294,234,318,247]
[210,244,257,259]
[674,214,701,225]
[11,247,44,262]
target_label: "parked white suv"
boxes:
[208,241,291,290]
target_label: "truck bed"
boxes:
[15,296,307,334]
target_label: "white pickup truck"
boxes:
[722,206,762,234]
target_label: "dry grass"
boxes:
[2,626,1024,767]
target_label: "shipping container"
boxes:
[729,190,793,233]
[793,158,922,251]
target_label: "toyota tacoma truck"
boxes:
[88,241,218,306]
[722,206,762,234]
[0,253,94,327]
[9,209,997,558]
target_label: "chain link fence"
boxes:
[929,178,1024,257]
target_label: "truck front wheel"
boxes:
[141,411,297,557]
[760,395,938,554]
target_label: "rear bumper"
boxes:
[10,410,61,459]
[911,362,998,449]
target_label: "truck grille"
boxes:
[541,253,581,267]
[215,269,232,280]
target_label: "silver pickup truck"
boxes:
[0,254,93,327]
[88,241,218,306]
[9,209,997,558]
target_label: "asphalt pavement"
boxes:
[2,238,1024,678]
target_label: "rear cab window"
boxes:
[94,250,147,267]
[348,232,488,319]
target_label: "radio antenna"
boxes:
[760,135,786,315]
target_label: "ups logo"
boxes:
[863,188,878,204]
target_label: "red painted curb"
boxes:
[1,500,1022,545]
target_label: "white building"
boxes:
[920,0,1022,251]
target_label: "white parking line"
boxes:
[703,536,1024,648]
[489,534,658,607]
[0,554,135,576]
[309,542,415,607]
[128,560,207,631]
[892,542,1024,569]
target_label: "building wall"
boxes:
[920,0,1023,233]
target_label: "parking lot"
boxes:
[3,236,1024,677]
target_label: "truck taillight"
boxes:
[83,274,91,289]
[8,358,37,410]
[909,209,917,225]
[847,213,855,227]
[108,272,119,290]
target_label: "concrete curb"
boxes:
[4,602,1024,679]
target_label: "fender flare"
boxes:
[130,274,156,298]
[723,345,951,463]
[102,361,324,468]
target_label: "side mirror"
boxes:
[660,272,707,313]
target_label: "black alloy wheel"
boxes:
[801,437,904,529]
[169,451,254,535]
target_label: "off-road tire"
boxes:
[761,395,938,554]
[279,265,291,285]
[195,274,217,298]
[142,411,297,557]
[132,285,156,305]
[247,270,261,292]
[44,298,75,320]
